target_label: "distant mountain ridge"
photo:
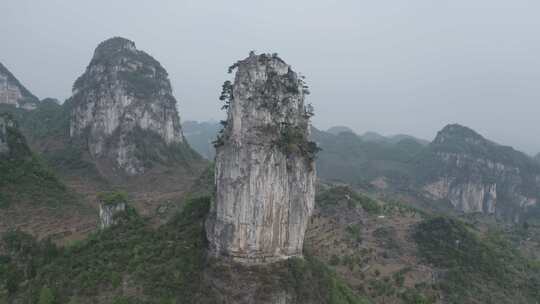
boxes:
[418,124,540,219]
[182,120,220,159]
[183,120,540,221]
[326,126,355,135]
[326,126,430,146]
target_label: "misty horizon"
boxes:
[2,1,539,154]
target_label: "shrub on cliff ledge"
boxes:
[97,191,129,206]
[277,124,321,162]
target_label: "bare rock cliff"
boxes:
[99,202,126,229]
[0,63,39,110]
[419,124,540,220]
[206,52,318,264]
[68,37,185,175]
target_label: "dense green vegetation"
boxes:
[128,126,202,169]
[204,253,370,304]
[0,99,71,140]
[0,230,60,301]
[118,70,165,98]
[97,191,129,206]
[277,124,320,162]
[282,257,370,304]
[0,101,100,178]
[0,118,74,208]
[312,128,421,187]
[1,197,209,303]
[414,216,540,303]
[1,196,369,304]
[316,185,381,215]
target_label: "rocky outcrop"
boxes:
[424,177,497,213]
[99,201,126,229]
[0,63,39,110]
[206,52,318,264]
[0,115,9,154]
[69,37,185,175]
[98,192,128,229]
[418,124,540,219]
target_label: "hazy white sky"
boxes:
[1,0,539,154]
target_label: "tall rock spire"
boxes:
[68,37,185,175]
[206,52,318,264]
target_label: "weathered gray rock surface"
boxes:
[0,63,39,110]
[206,52,317,264]
[419,124,540,220]
[69,37,184,175]
[99,201,126,229]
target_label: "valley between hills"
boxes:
[1,37,539,304]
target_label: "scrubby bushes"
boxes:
[0,121,74,208]
[1,194,372,303]
[414,216,540,303]
[316,186,381,215]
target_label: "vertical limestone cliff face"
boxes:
[99,202,126,229]
[419,124,540,219]
[422,167,498,213]
[98,192,129,229]
[206,52,318,264]
[0,63,40,110]
[69,37,184,175]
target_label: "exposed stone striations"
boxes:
[0,63,40,110]
[99,201,126,229]
[419,124,540,219]
[69,37,185,175]
[97,192,129,229]
[206,52,317,264]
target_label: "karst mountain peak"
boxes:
[69,36,186,175]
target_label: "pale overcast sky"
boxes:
[1,0,539,154]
